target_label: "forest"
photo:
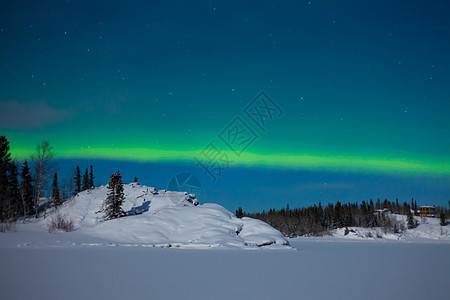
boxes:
[0,135,97,226]
[237,199,448,237]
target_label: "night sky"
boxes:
[1,1,449,211]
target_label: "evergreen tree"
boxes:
[0,135,12,222]
[82,168,90,191]
[376,198,381,210]
[6,162,21,220]
[360,200,368,226]
[102,171,126,221]
[440,212,446,226]
[333,201,344,228]
[407,211,415,229]
[236,207,244,218]
[89,165,95,188]
[74,166,81,195]
[20,160,34,216]
[52,172,61,208]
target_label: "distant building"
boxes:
[419,205,435,217]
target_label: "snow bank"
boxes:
[41,183,289,249]
[326,214,449,242]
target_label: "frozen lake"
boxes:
[1,238,448,299]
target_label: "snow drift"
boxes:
[328,214,449,242]
[46,183,289,249]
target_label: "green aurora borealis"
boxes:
[8,136,450,177]
[1,1,449,208]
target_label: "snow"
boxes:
[0,236,448,299]
[325,214,449,242]
[6,183,289,249]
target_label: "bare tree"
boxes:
[31,141,55,218]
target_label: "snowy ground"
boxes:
[0,235,448,300]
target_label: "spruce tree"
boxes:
[102,171,126,221]
[82,168,90,191]
[236,207,243,218]
[89,165,95,188]
[74,166,81,195]
[6,162,21,221]
[20,160,34,216]
[0,135,12,222]
[440,212,446,226]
[407,211,415,229]
[52,172,61,207]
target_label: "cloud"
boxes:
[0,100,73,129]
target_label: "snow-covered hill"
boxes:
[38,183,290,249]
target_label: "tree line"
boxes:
[237,198,448,237]
[0,135,97,225]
